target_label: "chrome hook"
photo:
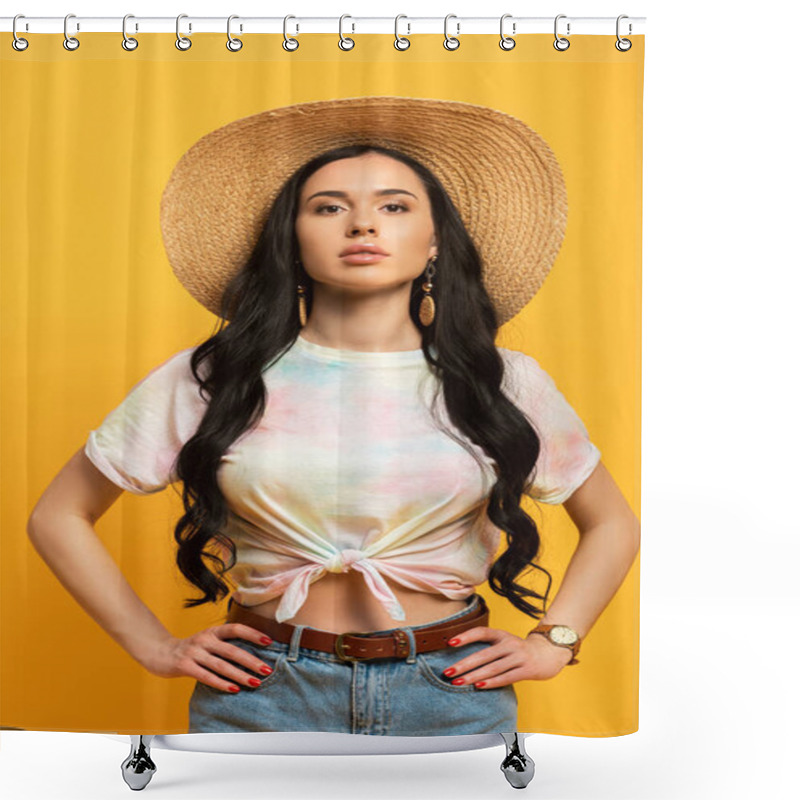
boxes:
[63,13,80,51]
[12,14,29,52]
[615,14,632,52]
[553,14,570,51]
[176,13,192,51]
[283,15,299,51]
[443,14,460,51]
[339,14,355,51]
[394,14,411,51]
[122,14,139,51]
[499,14,516,51]
[227,15,243,52]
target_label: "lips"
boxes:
[339,244,389,256]
[340,251,389,264]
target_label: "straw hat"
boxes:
[159,95,568,327]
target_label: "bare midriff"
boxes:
[240,570,471,633]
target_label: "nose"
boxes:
[349,221,376,235]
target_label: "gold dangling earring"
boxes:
[293,261,307,327]
[295,259,308,327]
[419,256,437,326]
[419,255,437,327]
[297,284,308,327]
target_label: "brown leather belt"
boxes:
[226,593,489,662]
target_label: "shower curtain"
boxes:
[1,28,644,739]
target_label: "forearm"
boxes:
[27,511,174,668]
[529,519,640,641]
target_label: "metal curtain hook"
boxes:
[122,14,139,51]
[443,14,460,51]
[615,14,632,51]
[176,14,192,51]
[283,15,299,51]
[227,15,243,51]
[339,14,355,51]
[394,14,411,51]
[63,13,80,51]
[553,14,570,51]
[499,14,516,50]
[12,14,29,51]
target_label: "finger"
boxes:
[471,665,530,689]
[196,650,274,688]
[447,625,492,646]
[448,625,512,647]
[446,639,518,674]
[451,653,522,686]
[221,622,273,646]
[186,661,252,694]
[212,639,276,678]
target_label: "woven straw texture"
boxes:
[159,96,568,326]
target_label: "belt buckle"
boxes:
[334,630,374,662]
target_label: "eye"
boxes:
[312,202,409,215]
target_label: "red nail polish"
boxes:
[452,678,465,685]
[443,668,456,677]
[259,665,272,675]
[448,638,460,646]
[228,685,240,693]
[260,636,272,644]
[475,681,486,688]
[248,678,261,687]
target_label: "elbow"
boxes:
[27,502,61,544]
[27,506,48,543]
[628,516,641,557]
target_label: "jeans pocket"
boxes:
[416,641,490,693]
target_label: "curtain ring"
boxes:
[283,15,299,51]
[175,14,192,51]
[63,13,80,51]
[339,15,355,51]
[443,14,460,51]
[394,15,411,51]
[553,14,570,51]
[227,15,243,52]
[12,14,29,52]
[122,14,139,51]
[615,15,632,52]
[499,14,516,51]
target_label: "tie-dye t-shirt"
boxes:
[84,334,601,623]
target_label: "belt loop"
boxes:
[399,626,417,664]
[287,624,306,661]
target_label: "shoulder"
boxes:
[496,346,553,403]
[123,345,205,404]
[149,345,197,375]
[139,345,198,381]
[496,345,546,372]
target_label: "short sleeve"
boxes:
[84,347,207,495]
[500,348,601,504]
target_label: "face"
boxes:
[294,152,438,296]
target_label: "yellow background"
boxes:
[0,33,643,736]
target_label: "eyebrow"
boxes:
[305,188,418,204]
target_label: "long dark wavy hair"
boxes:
[173,143,553,619]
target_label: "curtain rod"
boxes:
[1,16,646,36]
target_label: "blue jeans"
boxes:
[188,593,518,735]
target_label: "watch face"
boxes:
[550,625,578,645]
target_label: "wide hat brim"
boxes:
[159,95,568,327]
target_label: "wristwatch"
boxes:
[528,623,582,665]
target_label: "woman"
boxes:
[27,97,640,736]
